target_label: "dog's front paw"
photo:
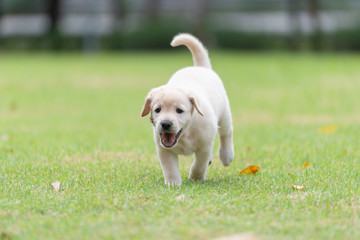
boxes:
[188,172,206,183]
[165,177,182,186]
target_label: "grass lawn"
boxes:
[0,52,359,240]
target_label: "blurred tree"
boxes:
[144,0,162,20]
[193,0,210,42]
[0,0,2,22]
[308,0,323,50]
[46,0,60,34]
[45,0,61,50]
[0,0,2,40]
[287,0,301,50]
[113,0,127,22]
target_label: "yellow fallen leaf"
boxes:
[239,166,260,175]
[319,125,336,134]
[302,162,309,168]
[292,185,304,191]
[51,181,61,191]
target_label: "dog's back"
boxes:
[169,34,229,120]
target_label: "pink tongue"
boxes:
[161,133,176,147]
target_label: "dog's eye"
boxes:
[176,108,184,114]
[155,107,161,113]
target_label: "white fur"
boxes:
[141,33,234,186]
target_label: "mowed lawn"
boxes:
[0,52,359,240]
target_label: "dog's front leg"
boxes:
[189,149,212,182]
[158,148,182,186]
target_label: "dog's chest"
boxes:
[171,134,197,156]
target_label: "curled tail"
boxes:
[171,33,212,69]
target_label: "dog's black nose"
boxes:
[161,120,172,130]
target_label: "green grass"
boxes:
[0,52,359,240]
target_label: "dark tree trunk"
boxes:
[0,0,2,41]
[46,0,60,34]
[45,0,61,50]
[308,0,322,50]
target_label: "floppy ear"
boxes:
[140,96,152,117]
[141,87,162,117]
[189,96,204,116]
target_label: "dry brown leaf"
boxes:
[292,185,304,191]
[175,194,185,201]
[239,166,260,175]
[51,181,61,191]
[1,232,11,240]
[302,162,309,168]
[319,125,336,134]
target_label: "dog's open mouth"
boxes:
[160,129,183,148]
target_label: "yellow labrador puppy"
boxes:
[141,33,234,186]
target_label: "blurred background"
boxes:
[1,0,360,52]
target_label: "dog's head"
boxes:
[141,86,203,148]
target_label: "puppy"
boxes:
[141,33,234,186]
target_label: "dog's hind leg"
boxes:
[218,106,234,166]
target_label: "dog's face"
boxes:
[141,86,203,148]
